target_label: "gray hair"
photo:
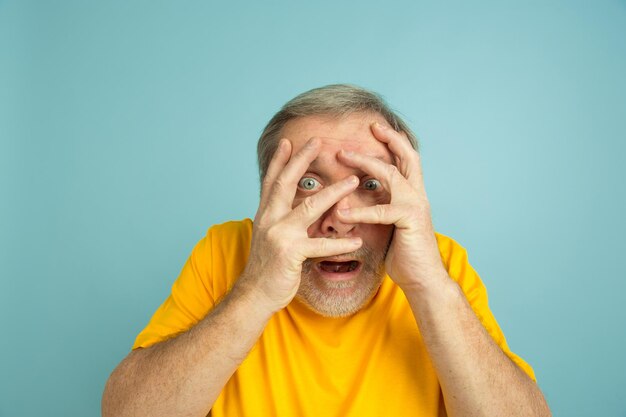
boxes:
[257,84,418,181]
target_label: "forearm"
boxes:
[404,273,551,417]
[102,280,273,417]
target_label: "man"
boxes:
[102,84,551,417]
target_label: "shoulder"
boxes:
[197,218,253,293]
[434,232,479,288]
[188,218,253,262]
[205,218,253,242]
[434,232,469,266]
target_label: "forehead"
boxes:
[280,112,393,165]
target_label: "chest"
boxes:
[213,297,444,417]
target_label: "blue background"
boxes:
[1,1,625,416]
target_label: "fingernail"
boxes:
[338,208,350,216]
[373,122,386,130]
[350,237,362,246]
[306,137,319,148]
[342,150,355,157]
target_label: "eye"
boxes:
[298,177,321,191]
[362,179,381,191]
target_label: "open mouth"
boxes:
[318,260,360,273]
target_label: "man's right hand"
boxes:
[236,137,363,313]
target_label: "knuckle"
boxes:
[408,151,420,165]
[293,146,313,162]
[261,176,274,192]
[318,238,330,253]
[270,178,294,200]
[254,203,270,222]
[376,204,387,218]
[301,195,317,212]
[272,178,287,193]
[386,164,400,179]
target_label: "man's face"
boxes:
[280,112,395,317]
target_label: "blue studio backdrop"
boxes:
[1,1,625,416]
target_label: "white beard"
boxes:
[296,244,387,317]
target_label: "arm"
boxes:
[102,137,363,417]
[102,280,273,417]
[337,122,551,417]
[404,273,550,417]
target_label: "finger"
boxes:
[260,139,292,209]
[371,122,415,158]
[300,236,363,259]
[289,175,359,226]
[336,204,410,228]
[371,122,423,183]
[337,150,407,193]
[268,137,322,211]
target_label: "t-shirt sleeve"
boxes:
[436,233,537,382]
[132,230,216,350]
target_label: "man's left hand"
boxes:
[337,122,448,293]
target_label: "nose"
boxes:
[315,193,357,238]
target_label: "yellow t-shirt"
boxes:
[134,219,535,417]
